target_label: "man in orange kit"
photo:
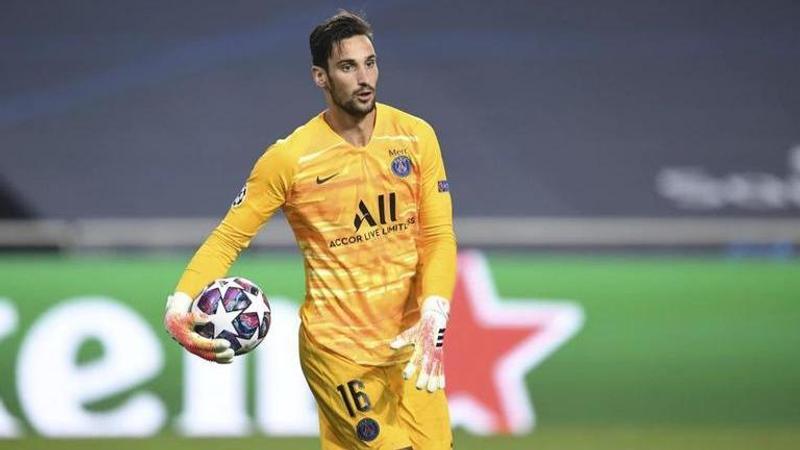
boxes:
[164,10,456,449]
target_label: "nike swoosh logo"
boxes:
[316,173,338,184]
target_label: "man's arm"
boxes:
[391,120,456,391]
[416,120,457,301]
[165,144,296,363]
[176,145,296,297]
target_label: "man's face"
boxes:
[323,35,378,118]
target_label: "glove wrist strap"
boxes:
[166,291,193,313]
[421,295,451,321]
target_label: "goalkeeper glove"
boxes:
[163,292,234,364]
[390,295,450,392]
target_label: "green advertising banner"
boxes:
[0,251,798,450]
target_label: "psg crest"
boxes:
[390,155,412,178]
[355,418,380,442]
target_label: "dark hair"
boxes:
[309,10,373,70]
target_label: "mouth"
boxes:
[355,90,374,102]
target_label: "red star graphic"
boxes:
[443,252,584,434]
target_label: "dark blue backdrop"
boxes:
[2,0,799,218]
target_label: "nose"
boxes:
[355,65,369,84]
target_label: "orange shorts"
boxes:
[299,324,453,449]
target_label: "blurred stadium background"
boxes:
[1,1,799,449]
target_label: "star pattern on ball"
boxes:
[248,291,269,324]
[215,279,237,299]
[193,277,272,355]
[212,293,244,337]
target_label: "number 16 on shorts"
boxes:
[336,379,372,417]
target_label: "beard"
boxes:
[329,78,376,119]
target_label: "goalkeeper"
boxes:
[164,10,456,450]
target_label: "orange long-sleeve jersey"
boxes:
[176,103,456,365]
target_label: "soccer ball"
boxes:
[192,277,271,356]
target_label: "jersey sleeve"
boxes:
[175,144,296,297]
[417,120,457,301]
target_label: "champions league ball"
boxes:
[192,277,271,356]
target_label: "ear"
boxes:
[311,66,328,89]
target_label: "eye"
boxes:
[341,63,354,72]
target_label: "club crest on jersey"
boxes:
[390,155,412,178]
[231,185,247,207]
[356,418,380,442]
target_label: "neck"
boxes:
[323,103,377,147]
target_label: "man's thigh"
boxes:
[395,363,453,450]
[299,326,413,449]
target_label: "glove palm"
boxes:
[163,292,234,364]
[390,296,450,392]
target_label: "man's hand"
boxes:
[390,295,450,392]
[163,292,234,363]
